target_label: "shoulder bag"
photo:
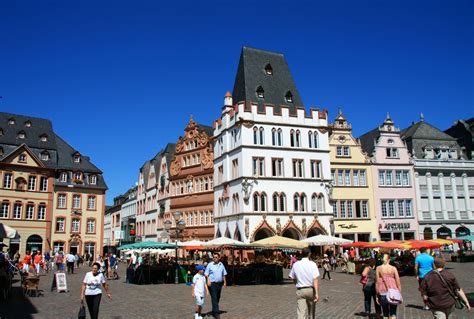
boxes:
[381,272,403,305]
[78,301,86,319]
[433,270,465,310]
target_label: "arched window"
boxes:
[285,91,293,103]
[277,129,283,146]
[273,193,279,212]
[313,131,319,148]
[265,64,273,75]
[311,194,317,212]
[317,194,325,212]
[296,130,301,147]
[280,193,286,212]
[272,128,276,146]
[259,127,264,145]
[290,130,295,147]
[308,131,313,148]
[293,194,299,212]
[256,86,264,99]
[300,193,307,212]
[260,193,267,212]
[253,193,259,211]
[253,127,258,145]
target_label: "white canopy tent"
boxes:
[301,235,352,246]
[202,237,245,247]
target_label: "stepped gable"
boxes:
[232,46,304,114]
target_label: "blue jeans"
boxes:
[210,282,223,315]
[380,295,397,317]
[363,286,379,313]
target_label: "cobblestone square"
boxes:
[1,262,473,319]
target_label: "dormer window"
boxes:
[25,121,32,128]
[264,64,273,75]
[40,134,48,142]
[41,151,50,161]
[387,139,394,145]
[19,153,27,163]
[8,118,15,125]
[256,86,264,99]
[73,154,81,163]
[285,91,293,103]
[60,172,68,182]
[89,175,97,185]
[17,131,26,139]
[386,148,399,158]
[73,172,82,180]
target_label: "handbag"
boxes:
[359,275,368,286]
[433,270,465,310]
[381,274,403,305]
[78,302,86,319]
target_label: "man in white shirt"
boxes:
[65,252,76,274]
[289,248,320,319]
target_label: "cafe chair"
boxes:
[23,276,41,297]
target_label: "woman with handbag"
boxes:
[360,259,380,316]
[80,262,112,319]
[376,254,402,319]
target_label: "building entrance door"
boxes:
[70,242,79,255]
[26,235,43,255]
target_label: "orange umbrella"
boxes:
[340,241,371,248]
[366,240,407,249]
[404,240,441,250]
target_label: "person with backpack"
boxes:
[360,259,380,316]
[420,257,471,318]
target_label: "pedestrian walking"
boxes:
[192,264,209,319]
[44,251,51,273]
[80,262,112,319]
[66,252,75,274]
[55,251,64,271]
[360,259,380,316]
[415,247,435,310]
[33,251,43,274]
[204,253,227,319]
[22,250,32,273]
[420,257,471,318]
[321,254,332,280]
[376,254,402,319]
[289,247,320,319]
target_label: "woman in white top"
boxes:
[81,262,111,319]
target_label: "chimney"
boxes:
[222,91,233,113]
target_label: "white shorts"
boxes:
[195,296,205,306]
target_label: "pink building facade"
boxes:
[360,115,419,240]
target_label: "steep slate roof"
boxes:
[359,128,380,156]
[197,124,214,138]
[402,121,457,141]
[232,46,304,114]
[162,143,176,166]
[0,112,107,190]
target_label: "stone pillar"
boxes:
[414,172,423,217]
[426,173,435,217]
[450,173,460,219]
[438,173,448,219]
[462,173,471,218]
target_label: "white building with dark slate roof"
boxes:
[402,115,474,243]
[0,112,107,257]
[213,47,333,243]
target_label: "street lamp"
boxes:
[171,211,186,284]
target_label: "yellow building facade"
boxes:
[329,112,378,242]
[0,112,107,258]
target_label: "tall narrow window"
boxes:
[40,176,48,191]
[317,195,325,213]
[253,127,258,145]
[3,173,12,189]
[72,218,80,232]
[296,130,301,147]
[56,217,65,232]
[26,204,34,219]
[273,194,279,212]
[73,195,81,209]
[308,131,313,148]
[259,127,264,145]
[293,194,299,212]
[38,204,46,220]
[253,193,259,211]
[265,64,273,75]
[311,194,317,212]
[0,202,9,218]
[28,176,37,191]
[272,128,276,146]
[57,194,67,208]
[285,91,293,103]
[313,131,319,148]
[87,196,96,210]
[290,130,295,147]
[300,194,306,212]
[256,86,264,99]
[86,219,96,233]
[277,129,282,146]
[260,193,266,212]
[280,194,286,212]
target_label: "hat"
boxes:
[196,265,205,271]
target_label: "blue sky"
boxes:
[1,1,472,204]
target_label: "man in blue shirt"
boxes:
[415,247,435,310]
[205,253,227,319]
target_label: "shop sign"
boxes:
[338,223,358,229]
[384,223,411,231]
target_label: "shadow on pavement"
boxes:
[0,284,38,319]
[405,304,425,310]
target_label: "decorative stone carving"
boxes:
[170,157,181,176]
[288,213,293,220]
[201,146,214,169]
[317,127,328,134]
[276,218,281,235]
[302,218,307,235]
[175,137,185,153]
[197,132,208,147]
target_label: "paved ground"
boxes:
[0,262,473,319]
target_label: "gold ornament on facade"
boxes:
[170,157,181,176]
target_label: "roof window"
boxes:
[17,131,26,139]
[8,118,15,125]
[285,91,293,103]
[41,151,50,161]
[256,86,265,99]
[264,64,273,75]
[25,121,32,127]
[73,152,81,163]
[40,134,48,142]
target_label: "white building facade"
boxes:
[213,47,333,243]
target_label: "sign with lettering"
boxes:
[338,223,358,229]
[53,272,68,293]
[384,223,411,231]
